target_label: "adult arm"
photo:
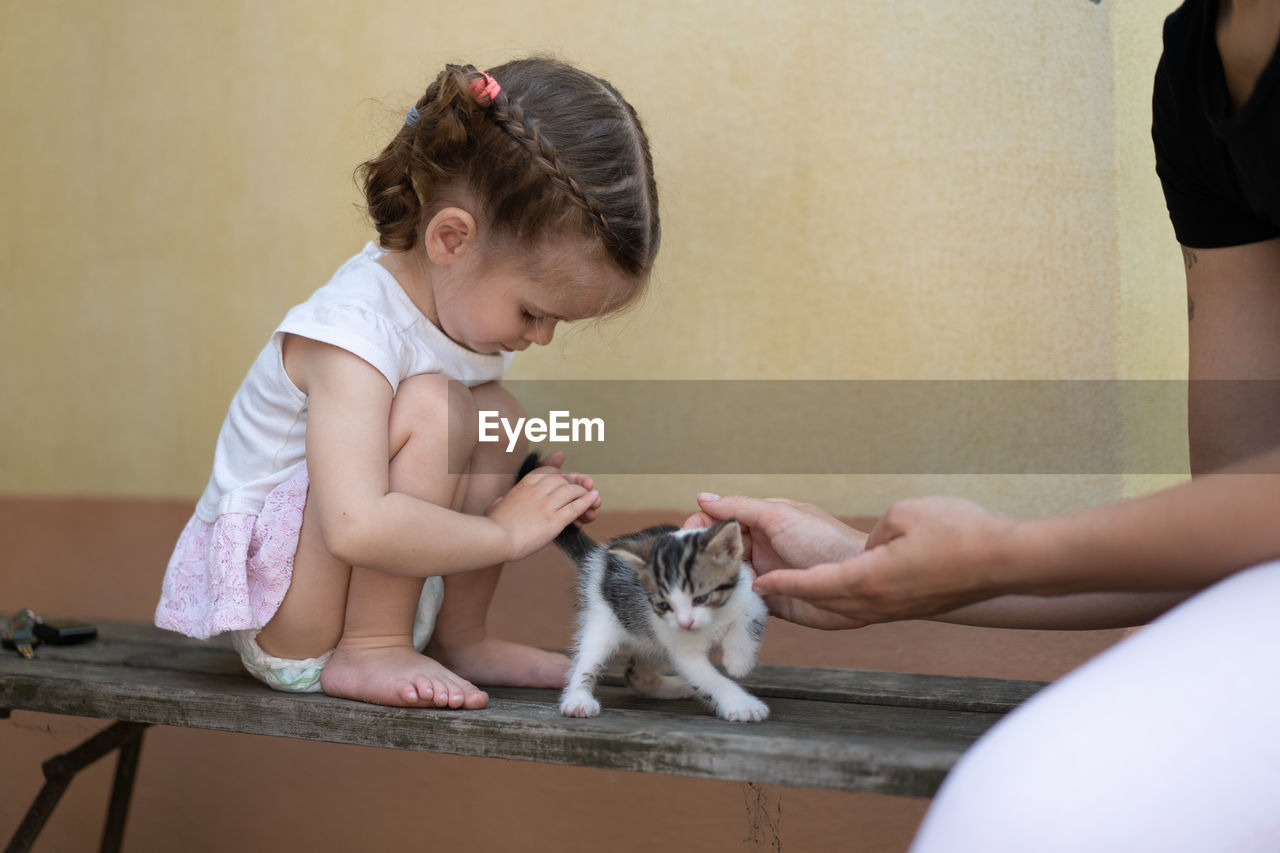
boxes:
[691,495,1191,630]
[751,447,1280,627]
[934,238,1280,627]
[1184,237,1280,474]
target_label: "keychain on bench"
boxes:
[2,609,97,658]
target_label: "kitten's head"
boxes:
[608,520,745,631]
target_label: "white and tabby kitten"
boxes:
[555,520,770,721]
[522,453,771,723]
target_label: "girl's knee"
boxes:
[471,381,525,423]
[471,382,529,472]
[391,374,478,449]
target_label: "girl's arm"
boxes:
[287,334,594,577]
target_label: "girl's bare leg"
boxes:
[424,381,572,689]
[259,373,486,708]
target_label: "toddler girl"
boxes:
[156,57,660,709]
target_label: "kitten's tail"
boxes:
[517,452,599,563]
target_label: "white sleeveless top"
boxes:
[194,243,512,523]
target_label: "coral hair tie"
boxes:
[470,73,501,104]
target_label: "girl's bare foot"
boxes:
[427,634,570,689]
[319,636,488,709]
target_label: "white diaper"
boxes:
[231,576,445,693]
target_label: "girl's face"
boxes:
[434,236,639,355]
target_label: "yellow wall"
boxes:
[0,0,1186,514]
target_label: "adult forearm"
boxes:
[932,591,1192,630]
[1009,446,1280,595]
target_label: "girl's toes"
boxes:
[426,677,452,708]
[412,676,437,701]
[400,681,422,705]
[462,685,489,710]
[441,679,465,709]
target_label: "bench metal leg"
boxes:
[4,720,149,853]
[101,725,144,853]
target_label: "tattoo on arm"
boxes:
[1182,247,1198,322]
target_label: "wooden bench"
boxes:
[2,618,1046,851]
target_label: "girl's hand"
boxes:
[538,450,601,527]
[486,464,599,562]
[752,496,1022,627]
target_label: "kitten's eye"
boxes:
[692,594,709,605]
[656,602,671,612]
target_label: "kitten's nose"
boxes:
[677,615,695,630]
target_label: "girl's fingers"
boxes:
[558,489,601,523]
[562,472,595,490]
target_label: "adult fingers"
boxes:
[863,512,905,551]
[681,510,715,530]
[751,561,860,599]
[762,594,868,630]
[696,493,785,528]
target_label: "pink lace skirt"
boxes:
[155,463,308,640]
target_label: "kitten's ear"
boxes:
[608,543,659,594]
[608,541,656,573]
[703,520,744,565]
[608,544,647,572]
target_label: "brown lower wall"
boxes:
[0,497,1128,852]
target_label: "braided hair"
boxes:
[358,57,660,281]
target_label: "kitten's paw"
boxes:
[717,694,770,722]
[559,692,602,718]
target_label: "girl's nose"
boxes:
[527,321,557,346]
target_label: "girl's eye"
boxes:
[656,602,671,612]
[692,594,709,605]
[521,309,539,323]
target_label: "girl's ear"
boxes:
[424,206,478,265]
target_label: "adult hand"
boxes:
[751,496,1023,627]
[685,493,870,630]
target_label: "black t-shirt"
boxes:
[1152,0,1280,249]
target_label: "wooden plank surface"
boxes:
[0,619,1046,798]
